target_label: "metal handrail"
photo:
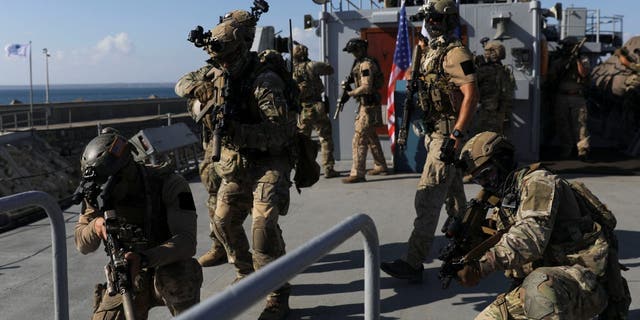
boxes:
[0,191,69,320]
[175,213,380,320]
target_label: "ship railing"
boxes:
[586,10,624,48]
[0,191,69,320]
[175,213,381,320]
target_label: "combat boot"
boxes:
[258,294,290,320]
[197,246,228,267]
[366,167,389,176]
[341,175,366,184]
[380,259,424,283]
[324,167,340,178]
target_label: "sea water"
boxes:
[0,83,178,105]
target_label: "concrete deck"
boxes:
[1,161,639,319]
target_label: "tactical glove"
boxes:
[457,261,481,287]
[194,82,215,103]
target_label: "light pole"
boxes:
[42,48,51,104]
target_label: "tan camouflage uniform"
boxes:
[348,56,388,178]
[293,59,336,174]
[176,48,296,304]
[550,54,591,158]
[74,166,202,319]
[475,168,610,319]
[176,63,249,265]
[474,42,515,135]
[404,36,476,269]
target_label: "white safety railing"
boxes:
[0,191,69,320]
[175,213,380,320]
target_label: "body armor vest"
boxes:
[112,165,171,251]
[419,39,464,120]
[293,61,324,103]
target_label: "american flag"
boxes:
[386,0,412,153]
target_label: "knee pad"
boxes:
[522,269,556,320]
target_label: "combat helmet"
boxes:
[459,131,515,182]
[343,38,368,53]
[80,129,133,183]
[484,41,506,62]
[207,19,251,74]
[420,0,459,38]
[220,10,257,47]
[293,44,309,62]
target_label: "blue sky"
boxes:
[0,1,637,86]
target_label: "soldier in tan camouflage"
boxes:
[381,0,478,282]
[177,9,258,268]
[456,131,630,319]
[341,38,389,183]
[293,44,339,178]
[74,131,203,319]
[175,17,297,320]
[548,37,591,160]
[474,41,515,135]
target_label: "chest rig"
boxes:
[293,61,323,103]
[112,165,171,251]
[418,39,464,121]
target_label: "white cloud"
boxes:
[90,32,134,62]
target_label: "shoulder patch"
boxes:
[520,180,553,212]
[178,192,196,211]
[460,60,475,76]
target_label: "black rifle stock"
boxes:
[397,44,423,150]
[98,176,137,320]
[333,74,354,120]
[438,190,501,289]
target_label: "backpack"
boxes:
[569,181,631,319]
[292,132,320,193]
[364,56,385,91]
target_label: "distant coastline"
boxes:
[0,82,176,90]
[0,83,179,104]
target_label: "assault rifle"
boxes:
[438,190,502,289]
[397,44,423,150]
[73,175,144,320]
[333,74,354,120]
[191,72,231,162]
[562,37,587,73]
[98,176,138,320]
[210,72,232,162]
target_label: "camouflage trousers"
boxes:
[213,156,291,298]
[554,94,590,157]
[404,133,466,269]
[91,259,203,320]
[350,104,387,177]
[476,265,608,320]
[474,106,508,135]
[199,142,231,255]
[299,101,335,171]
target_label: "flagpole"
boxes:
[28,40,33,127]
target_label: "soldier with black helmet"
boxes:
[455,131,630,319]
[381,0,478,282]
[341,37,389,183]
[293,43,339,178]
[175,14,298,320]
[74,129,202,319]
